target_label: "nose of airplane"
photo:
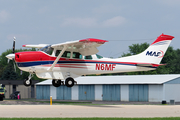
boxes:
[6,53,15,60]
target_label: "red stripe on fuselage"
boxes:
[15,51,160,67]
[40,64,89,69]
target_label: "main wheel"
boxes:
[65,77,74,87]
[23,79,32,87]
[52,79,61,87]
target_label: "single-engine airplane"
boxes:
[6,34,174,87]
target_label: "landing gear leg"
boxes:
[23,73,33,87]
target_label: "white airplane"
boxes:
[6,34,174,87]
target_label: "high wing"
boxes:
[48,38,108,71]
[22,44,49,49]
[51,38,108,56]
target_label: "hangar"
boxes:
[36,74,180,102]
[0,80,38,99]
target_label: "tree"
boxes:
[129,42,149,55]
[1,60,19,80]
[121,43,149,57]
[164,48,180,74]
[155,46,177,74]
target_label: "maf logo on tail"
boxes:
[146,50,164,58]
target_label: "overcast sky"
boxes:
[1,0,180,58]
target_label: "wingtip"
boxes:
[79,38,108,43]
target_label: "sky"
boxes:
[0,0,180,58]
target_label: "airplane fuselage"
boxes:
[15,51,156,80]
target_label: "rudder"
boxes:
[140,33,174,64]
[119,34,174,65]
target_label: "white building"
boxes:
[36,74,180,103]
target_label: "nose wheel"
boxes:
[23,73,33,87]
[23,79,32,86]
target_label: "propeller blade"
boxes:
[6,37,17,72]
[7,59,10,63]
[13,61,16,72]
[12,37,16,53]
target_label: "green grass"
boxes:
[4,99,92,105]
[5,99,110,106]
[0,118,180,120]
[36,100,92,104]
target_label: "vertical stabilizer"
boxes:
[120,34,174,64]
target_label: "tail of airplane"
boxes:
[120,34,174,65]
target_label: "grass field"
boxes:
[1,118,180,120]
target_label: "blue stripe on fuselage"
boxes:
[16,60,157,68]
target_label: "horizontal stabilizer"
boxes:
[22,44,49,49]
[136,63,165,67]
[136,64,153,67]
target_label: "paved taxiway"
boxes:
[0,105,180,118]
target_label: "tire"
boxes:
[23,79,32,87]
[52,79,61,87]
[65,77,74,87]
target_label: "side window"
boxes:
[73,52,82,59]
[96,54,103,59]
[62,51,71,58]
[85,55,92,60]
[56,50,71,58]
[55,50,61,57]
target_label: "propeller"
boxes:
[6,37,16,72]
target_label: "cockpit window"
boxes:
[40,45,54,55]
[55,50,61,57]
[62,51,71,58]
[55,50,71,58]
[73,52,82,59]
[85,55,92,60]
[96,54,103,59]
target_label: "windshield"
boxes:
[40,45,54,55]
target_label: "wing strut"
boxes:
[48,45,68,71]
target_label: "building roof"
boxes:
[36,74,180,85]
